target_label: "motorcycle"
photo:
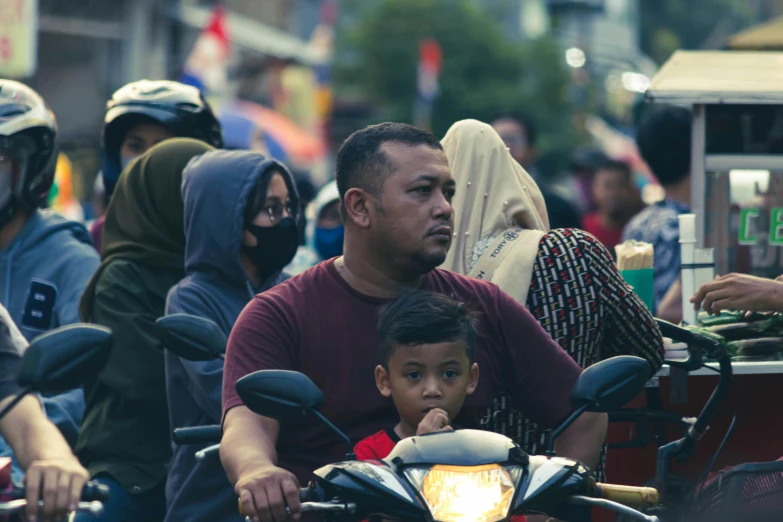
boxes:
[0,324,112,519]
[234,356,661,522]
[616,320,783,521]
[157,314,226,457]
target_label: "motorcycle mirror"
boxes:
[546,356,650,457]
[236,370,356,459]
[236,370,324,420]
[570,356,651,412]
[156,314,227,362]
[17,324,112,395]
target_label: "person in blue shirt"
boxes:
[623,105,692,321]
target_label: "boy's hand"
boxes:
[416,408,453,436]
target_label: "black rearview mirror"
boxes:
[156,314,227,362]
[17,324,112,395]
[235,370,355,459]
[236,370,324,420]
[546,356,650,457]
[570,355,651,412]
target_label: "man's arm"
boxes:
[0,394,88,521]
[691,273,783,315]
[220,406,301,522]
[553,412,608,470]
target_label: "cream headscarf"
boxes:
[441,119,550,305]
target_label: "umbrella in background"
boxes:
[218,100,326,166]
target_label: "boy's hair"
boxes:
[377,290,478,368]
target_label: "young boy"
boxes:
[355,291,528,522]
[355,290,480,458]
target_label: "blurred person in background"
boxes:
[90,80,223,252]
[442,120,663,480]
[623,105,691,321]
[492,115,580,230]
[569,148,611,215]
[286,180,343,275]
[581,158,638,252]
[75,139,214,522]
[164,150,299,522]
[0,80,99,479]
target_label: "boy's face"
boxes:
[375,341,479,433]
[593,168,631,219]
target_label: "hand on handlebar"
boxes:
[24,455,89,521]
[237,464,301,522]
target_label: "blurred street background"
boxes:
[4,0,783,219]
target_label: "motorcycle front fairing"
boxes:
[312,430,593,521]
[314,459,427,520]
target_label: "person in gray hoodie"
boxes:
[164,150,300,522]
[0,81,99,477]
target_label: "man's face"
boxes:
[370,143,455,274]
[492,119,533,168]
[593,168,630,219]
[119,123,174,164]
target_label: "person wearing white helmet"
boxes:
[0,80,94,520]
[90,79,224,251]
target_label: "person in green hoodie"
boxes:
[74,138,214,522]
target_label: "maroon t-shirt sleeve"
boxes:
[494,287,583,429]
[222,294,297,423]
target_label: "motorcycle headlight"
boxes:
[404,464,523,522]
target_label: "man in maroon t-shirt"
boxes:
[221,122,608,522]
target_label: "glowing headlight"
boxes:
[404,464,522,522]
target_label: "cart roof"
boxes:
[645,50,783,105]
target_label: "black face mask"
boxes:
[242,218,299,279]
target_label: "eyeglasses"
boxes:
[264,202,296,223]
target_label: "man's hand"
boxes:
[416,408,453,436]
[24,455,88,521]
[236,465,301,522]
[690,273,783,315]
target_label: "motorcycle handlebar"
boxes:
[12,480,110,502]
[593,483,659,507]
[173,425,221,445]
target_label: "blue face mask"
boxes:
[314,225,344,260]
[120,155,138,171]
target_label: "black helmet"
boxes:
[101,80,223,197]
[0,80,58,227]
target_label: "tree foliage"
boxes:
[333,0,577,177]
[640,0,757,64]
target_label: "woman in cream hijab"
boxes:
[441,120,664,477]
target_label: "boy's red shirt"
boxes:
[355,430,527,522]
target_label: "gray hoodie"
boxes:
[0,210,99,340]
[0,209,99,457]
[164,151,292,522]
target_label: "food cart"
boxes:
[605,50,783,501]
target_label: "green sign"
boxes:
[739,208,759,245]
[738,207,783,246]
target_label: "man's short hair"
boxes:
[491,114,537,147]
[597,158,632,180]
[377,290,477,368]
[335,122,443,202]
[635,105,691,187]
